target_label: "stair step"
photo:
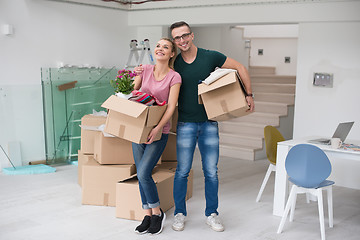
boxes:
[219,144,256,161]
[254,93,295,105]
[219,133,263,148]
[219,122,265,137]
[251,75,296,84]
[249,66,276,75]
[254,146,267,160]
[252,83,296,94]
[254,101,289,115]
[218,66,295,161]
[228,112,280,125]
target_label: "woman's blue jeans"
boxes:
[174,121,219,217]
[132,133,168,210]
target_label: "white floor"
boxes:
[1,152,360,240]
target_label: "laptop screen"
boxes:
[308,121,354,145]
[332,121,354,142]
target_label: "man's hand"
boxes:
[246,96,255,112]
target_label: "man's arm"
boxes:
[221,57,255,112]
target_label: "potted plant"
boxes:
[110,69,136,99]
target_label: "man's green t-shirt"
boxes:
[174,48,227,122]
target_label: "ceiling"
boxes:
[48,0,334,11]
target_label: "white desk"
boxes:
[273,138,360,217]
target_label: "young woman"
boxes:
[132,38,181,235]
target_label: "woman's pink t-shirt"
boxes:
[140,64,181,133]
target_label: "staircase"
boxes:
[219,66,296,161]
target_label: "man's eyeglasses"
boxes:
[173,32,192,42]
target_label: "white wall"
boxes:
[250,38,298,75]
[192,26,248,68]
[294,22,360,188]
[242,24,299,39]
[240,24,298,75]
[0,0,134,167]
[220,27,248,69]
[191,27,222,55]
[294,22,360,140]
[128,1,360,26]
[136,26,169,65]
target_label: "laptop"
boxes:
[308,121,354,145]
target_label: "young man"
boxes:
[170,21,255,232]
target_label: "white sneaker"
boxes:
[172,213,185,231]
[206,213,225,232]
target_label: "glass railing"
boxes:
[41,67,117,164]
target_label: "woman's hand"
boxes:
[134,64,144,76]
[146,126,161,144]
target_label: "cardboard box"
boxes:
[157,162,193,200]
[198,71,250,121]
[170,106,178,133]
[93,132,134,165]
[80,114,107,154]
[115,168,175,221]
[101,95,167,144]
[77,150,92,187]
[81,157,136,207]
[161,133,177,162]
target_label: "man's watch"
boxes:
[246,93,254,97]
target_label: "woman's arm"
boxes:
[145,83,181,144]
[133,75,142,90]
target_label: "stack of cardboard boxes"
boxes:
[78,96,193,221]
[78,114,136,207]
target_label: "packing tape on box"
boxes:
[103,193,109,206]
[118,125,125,138]
[220,100,228,113]
[130,210,135,220]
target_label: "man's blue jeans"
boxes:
[174,121,219,217]
[132,134,168,209]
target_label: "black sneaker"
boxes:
[135,215,151,234]
[148,209,166,234]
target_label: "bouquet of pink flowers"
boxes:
[110,69,136,95]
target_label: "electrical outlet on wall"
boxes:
[258,49,263,55]
[313,72,333,88]
[285,57,291,63]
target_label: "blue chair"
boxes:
[277,144,334,240]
